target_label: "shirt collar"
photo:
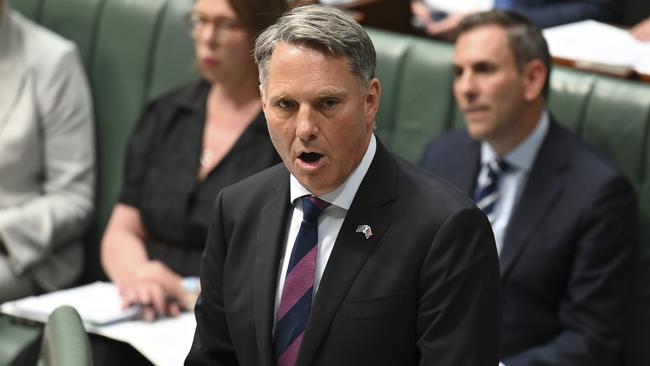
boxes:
[481,109,550,172]
[290,134,377,210]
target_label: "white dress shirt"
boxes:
[273,134,377,324]
[477,110,550,255]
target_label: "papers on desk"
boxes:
[543,20,650,76]
[96,313,196,366]
[0,282,197,366]
[0,282,138,326]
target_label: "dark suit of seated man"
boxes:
[186,5,501,366]
[419,11,638,366]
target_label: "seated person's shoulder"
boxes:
[560,126,631,185]
[11,10,78,68]
[552,125,637,212]
[397,154,480,219]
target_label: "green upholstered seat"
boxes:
[40,0,104,69]
[7,0,43,21]
[391,38,455,162]
[370,28,412,149]
[0,315,40,365]
[581,78,650,187]
[146,0,197,100]
[38,306,92,366]
[548,67,596,133]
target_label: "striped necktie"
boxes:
[275,196,330,366]
[474,159,511,219]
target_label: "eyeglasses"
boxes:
[184,12,241,39]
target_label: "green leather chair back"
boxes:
[392,37,455,161]
[39,306,92,366]
[370,28,411,148]
[581,78,650,187]
[7,0,43,21]
[369,29,455,162]
[147,0,196,100]
[548,67,596,133]
[40,0,104,69]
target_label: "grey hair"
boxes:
[457,10,552,99]
[254,4,376,92]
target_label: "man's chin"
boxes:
[466,123,492,141]
[294,174,336,196]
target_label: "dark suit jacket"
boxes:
[419,121,638,366]
[186,141,501,366]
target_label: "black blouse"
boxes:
[119,80,280,275]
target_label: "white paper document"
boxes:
[94,313,196,366]
[0,282,138,326]
[0,282,197,366]
[543,20,650,75]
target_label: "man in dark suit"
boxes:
[419,11,638,366]
[186,5,501,366]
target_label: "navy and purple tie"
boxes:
[274,196,329,366]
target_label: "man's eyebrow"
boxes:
[316,87,348,98]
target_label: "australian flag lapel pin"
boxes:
[356,225,373,239]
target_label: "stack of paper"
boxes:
[0,282,139,326]
[0,282,197,366]
[543,20,650,76]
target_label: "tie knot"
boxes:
[301,196,330,222]
[487,158,511,177]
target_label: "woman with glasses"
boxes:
[101,0,287,321]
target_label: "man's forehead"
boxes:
[454,26,513,63]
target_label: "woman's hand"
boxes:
[116,260,184,321]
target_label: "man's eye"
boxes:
[277,100,295,109]
[321,99,339,108]
[475,63,496,74]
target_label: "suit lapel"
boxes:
[499,121,570,279]
[254,169,291,366]
[444,134,481,196]
[296,141,398,366]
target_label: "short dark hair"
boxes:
[457,10,552,99]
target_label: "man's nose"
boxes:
[296,105,318,141]
[455,72,479,103]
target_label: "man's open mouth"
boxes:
[299,152,323,164]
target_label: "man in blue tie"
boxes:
[419,11,638,366]
[186,5,501,366]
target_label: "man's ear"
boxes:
[364,78,381,127]
[522,59,547,102]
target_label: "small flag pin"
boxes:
[356,225,373,239]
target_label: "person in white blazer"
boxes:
[0,0,95,301]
